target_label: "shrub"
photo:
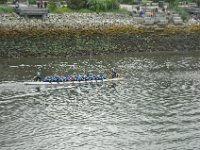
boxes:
[48,0,57,12]
[87,0,119,12]
[175,7,189,21]
[169,0,189,21]
[67,0,87,9]
[53,6,72,13]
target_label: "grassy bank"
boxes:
[0,5,13,13]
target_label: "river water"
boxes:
[1,51,200,150]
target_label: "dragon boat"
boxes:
[24,76,123,85]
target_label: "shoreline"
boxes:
[0,13,200,58]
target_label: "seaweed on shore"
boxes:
[0,26,200,58]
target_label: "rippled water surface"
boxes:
[1,52,200,150]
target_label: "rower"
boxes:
[71,74,77,81]
[88,73,94,80]
[111,68,117,78]
[77,74,83,82]
[33,70,41,81]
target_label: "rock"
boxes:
[144,17,155,25]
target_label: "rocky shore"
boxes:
[0,13,138,29]
[0,13,200,58]
[0,12,199,29]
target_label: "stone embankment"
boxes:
[0,13,137,29]
[0,13,200,58]
[0,11,199,29]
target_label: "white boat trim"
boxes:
[24,78,123,85]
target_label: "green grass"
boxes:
[48,6,72,13]
[76,9,94,13]
[0,5,13,13]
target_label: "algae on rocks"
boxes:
[0,24,200,57]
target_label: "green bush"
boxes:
[48,0,57,12]
[67,0,88,9]
[87,0,119,12]
[175,7,189,20]
[0,5,13,13]
[169,0,189,21]
[48,5,72,13]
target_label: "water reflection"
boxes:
[1,52,200,150]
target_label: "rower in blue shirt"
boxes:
[77,74,83,81]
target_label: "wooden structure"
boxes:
[14,7,48,19]
[13,0,48,19]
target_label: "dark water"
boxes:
[1,52,200,150]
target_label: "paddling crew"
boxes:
[42,72,110,82]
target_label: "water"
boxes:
[1,51,200,150]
